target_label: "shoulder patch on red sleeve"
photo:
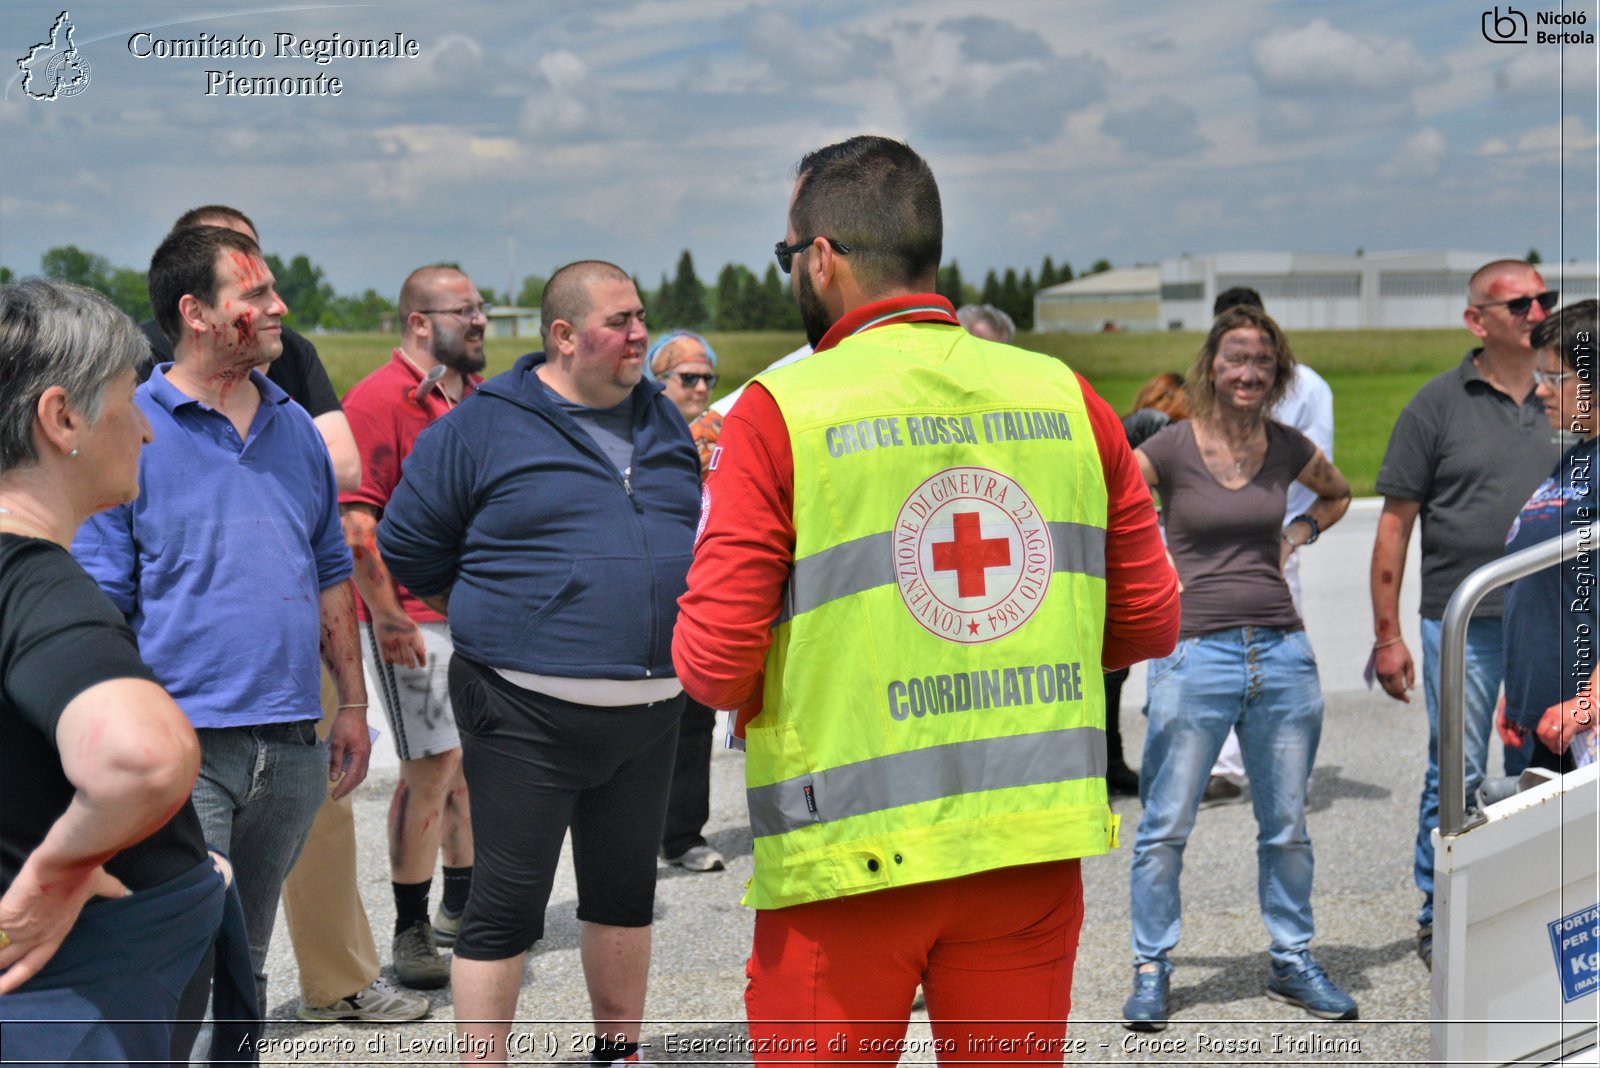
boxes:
[695,485,712,546]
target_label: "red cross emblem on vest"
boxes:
[931,511,1012,597]
[892,466,1053,645]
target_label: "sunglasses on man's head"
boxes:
[667,372,718,389]
[1475,290,1559,317]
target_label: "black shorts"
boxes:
[448,653,682,961]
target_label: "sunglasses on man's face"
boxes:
[667,372,718,389]
[774,236,852,274]
[1475,290,1559,317]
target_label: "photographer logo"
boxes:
[1483,6,1529,41]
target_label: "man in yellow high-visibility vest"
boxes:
[674,135,1180,1061]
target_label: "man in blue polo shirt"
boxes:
[73,224,370,1008]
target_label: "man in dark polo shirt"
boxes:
[1368,258,1561,969]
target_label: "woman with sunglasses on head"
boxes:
[1123,305,1356,1031]
[1499,298,1600,773]
[645,331,728,872]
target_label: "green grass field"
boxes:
[311,328,1471,497]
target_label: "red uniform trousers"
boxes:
[745,859,1083,1064]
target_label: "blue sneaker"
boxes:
[1122,965,1171,1031]
[1267,957,1358,1021]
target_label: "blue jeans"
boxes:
[191,720,327,1003]
[1415,616,1502,927]
[1130,627,1324,969]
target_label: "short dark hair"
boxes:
[148,226,263,344]
[540,260,632,347]
[1213,286,1263,317]
[790,136,942,292]
[1187,305,1296,419]
[1531,297,1597,379]
[0,279,149,470]
[168,204,258,240]
[398,264,468,327]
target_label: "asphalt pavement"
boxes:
[257,498,1460,1065]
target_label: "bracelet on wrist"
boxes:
[337,702,368,710]
[1373,637,1403,650]
[1290,513,1321,545]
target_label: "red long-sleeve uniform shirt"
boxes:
[672,296,1180,732]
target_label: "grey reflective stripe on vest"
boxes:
[776,521,1106,625]
[745,727,1107,839]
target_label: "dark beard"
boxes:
[431,332,487,374]
[796,267,833,349]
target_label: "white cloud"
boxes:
[1379,127,1448,179]
[539,49,589,90]
[1251,18,1446,93]
[1516,116,1600,157]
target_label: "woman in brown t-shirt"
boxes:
[1119,306,1355,1031]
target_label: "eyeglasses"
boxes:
[418,303,488,319]
[1216,354,1277,372]
[774,236,852,274]
[666,372,718,389]
[1532,367,1579,388]
[1475,290,1559,317]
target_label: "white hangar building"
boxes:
[1034,251,1600,333]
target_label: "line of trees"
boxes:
[22,244,402,331]
[645,250,1110,332]
[8,246,1114,334]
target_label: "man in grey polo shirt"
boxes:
[1368,258,1560,969]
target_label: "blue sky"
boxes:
[2,1,1596,300]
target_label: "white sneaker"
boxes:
[296,977,430,1023]
[663,844,726,872]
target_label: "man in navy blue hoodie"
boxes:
[379,260,700,1066]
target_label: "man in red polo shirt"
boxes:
[673,136,1178,1060]
[339,265,485,992]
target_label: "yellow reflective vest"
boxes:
[744,320,1116,910]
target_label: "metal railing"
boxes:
[1438,521,1599,837]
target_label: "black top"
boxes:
[1121,407,1172,450]
[0,534,207,892]
[138,320,341,417]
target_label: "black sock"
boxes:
[590,1038,638,1064]
[441,865,472,916]
[393,879,431,936]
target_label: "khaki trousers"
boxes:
[279,668,381,1006]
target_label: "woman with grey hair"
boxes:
[956,303,1016,343]
[0,280,231,1062]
